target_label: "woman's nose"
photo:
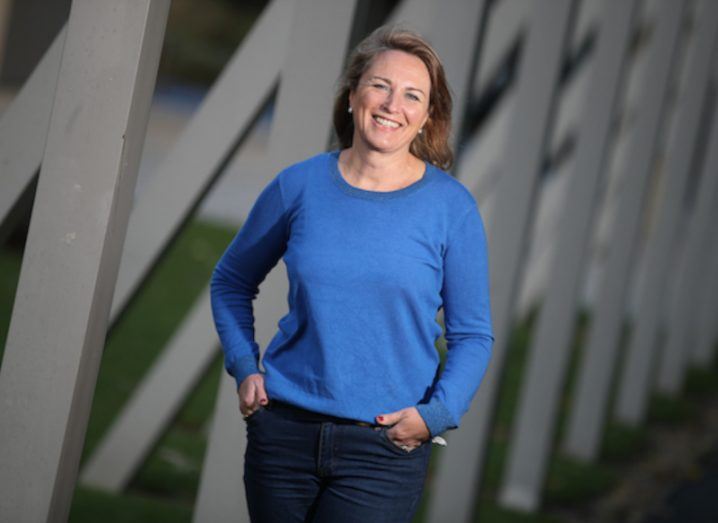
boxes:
[381,90,400,112]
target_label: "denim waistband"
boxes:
[266,400,375,427]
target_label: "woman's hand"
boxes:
[238,373,268,418]
[375,407,430,450]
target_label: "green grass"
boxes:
[69,487,192,523]
[544,455,616,506]
[2,220,718,522]
[475,502,562,523]
[600,422,648,463]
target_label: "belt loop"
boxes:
[316,422,334,477]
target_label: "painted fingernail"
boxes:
[377,416,384,422]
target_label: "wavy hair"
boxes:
[332,25,454,170]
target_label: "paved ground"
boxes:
[641,442,718,523]
[551,392,718,523]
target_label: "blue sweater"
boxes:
[210,151,493,436]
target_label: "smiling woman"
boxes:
[334,26,454,172]
[348,50,430,161]
[210,25,493,523]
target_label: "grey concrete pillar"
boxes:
[428,2,577,521]
[497,0,636,489]
[0,1,169,521]
[614,0,718,423]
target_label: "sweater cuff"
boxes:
[416,397,456,437]
[227,354,260,389]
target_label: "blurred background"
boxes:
[1,0,717,521]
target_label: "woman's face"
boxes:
[349,50,431,157]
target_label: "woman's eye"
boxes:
[373,83,389,90]
[406,93,420,102]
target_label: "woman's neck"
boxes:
[338,145,424,192]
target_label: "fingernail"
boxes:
[260,398,267,405]
[377,416,384,422]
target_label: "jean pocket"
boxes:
[378,427,426,456]
[244,405,267,422]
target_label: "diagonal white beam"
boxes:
[498,0,641,507]
[655,62,715,396]
[428,1,577,521]
[557,0,684,458]
[655,61,718,389]
[614,0,718,423]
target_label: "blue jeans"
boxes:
[244,401,432,522]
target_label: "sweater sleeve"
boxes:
[416,205,494,437]
[210,176,289,389]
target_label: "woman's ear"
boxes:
[348,89,356,113]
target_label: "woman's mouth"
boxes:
[373,115,400,128]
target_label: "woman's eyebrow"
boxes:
[368,76,426,96]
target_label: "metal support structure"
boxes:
[193,0,357,520]
[0,26,64,240]
[498,0,637,505]
[79,0,295,491]
[655,76,718,393]
[429,2,577,521]
[499,0,637,479]
[558,0,685,458]
[555,0,684,461]
[614,0,718,422]
[0,1,169,521]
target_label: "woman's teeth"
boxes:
[374,116,400,128]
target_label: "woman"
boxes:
[211,25,493,522]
